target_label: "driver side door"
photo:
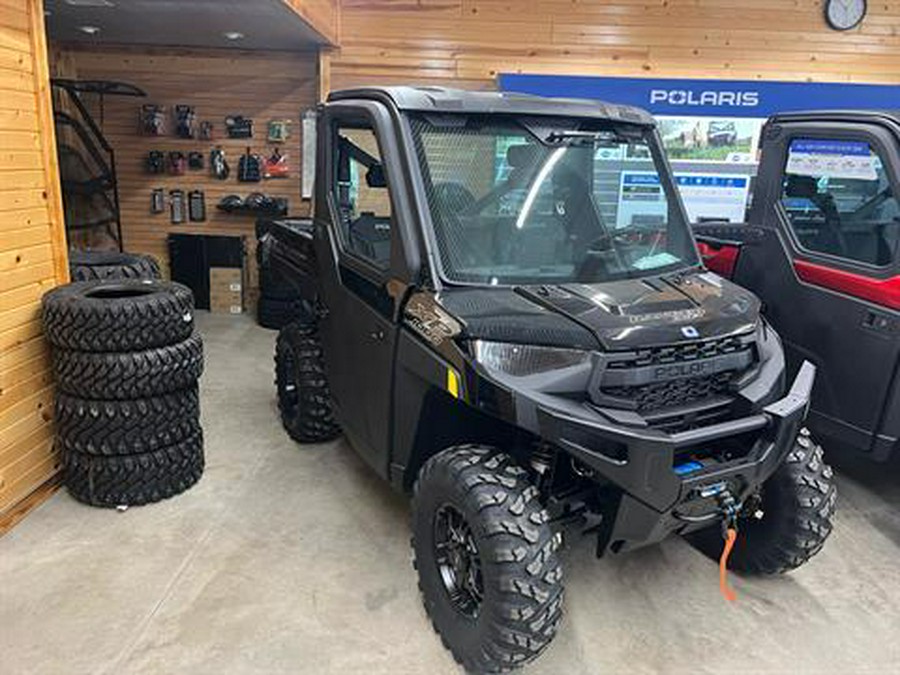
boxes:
[313,104,407,476]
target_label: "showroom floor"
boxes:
[2,314,899,675]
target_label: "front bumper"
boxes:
[537,361,816,554]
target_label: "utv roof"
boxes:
[768,109,900,126]
[328,86,656,127]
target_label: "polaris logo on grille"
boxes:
[653,362,714,381]
[600,350,754,388]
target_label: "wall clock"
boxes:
[825,0,867,31]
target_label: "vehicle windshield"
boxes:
[408,113,698,286]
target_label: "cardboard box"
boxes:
[209,267,244,314]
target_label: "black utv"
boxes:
[261,87,836,672]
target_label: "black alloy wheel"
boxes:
[433,503,484,619]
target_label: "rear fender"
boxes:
[260,218,320,303]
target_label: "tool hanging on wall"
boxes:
[151,188,165,214]
[199,121,214,140]
[188,190,206,222]
[146,150,166,174]
[225,115,253,139]
[140,104,166,135]
[188,151,204,170]
[174,104,197,139]
[170,189,186,224]
[267,119,292,143]
[168,151,187,175]
[238,147,262,182]
[210,148,230,180]
[263,147,289,179]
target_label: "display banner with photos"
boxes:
[786,139,878,181]
[498,74,900,222]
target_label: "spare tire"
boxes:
[69,250,161,282]
[55,386,201,456]
[63,431,204,507]
[42,280,194,352]
[52,333,204,399]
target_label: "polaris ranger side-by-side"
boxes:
[695,111,900,463]
[261,87,835,672]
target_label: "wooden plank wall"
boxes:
[0,0,68,521]
[331,0,900,90]
[54,46,319,303]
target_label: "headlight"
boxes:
[472,340,592,377]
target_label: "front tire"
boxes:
[689,428,836,574]
[411,445,563,672]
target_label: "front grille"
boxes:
[594,333,758,429]
[606,335,751,371]
[602,371,735,412]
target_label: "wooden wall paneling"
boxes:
[332,1,900,90]
[318,49,331,102]
[0,0,66,520]
[56,46,320,304]
[27,0,67,282]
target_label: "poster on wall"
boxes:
[658,117,763,164]
[617,172,751,228]
[498,74,900,222]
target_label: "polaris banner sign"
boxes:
[497,74,900,118]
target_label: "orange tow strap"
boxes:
[719,527,738,602]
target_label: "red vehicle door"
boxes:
[731,121,900,458]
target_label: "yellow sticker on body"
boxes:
[446,368,460,399]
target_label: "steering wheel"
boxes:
[574,235,622,282]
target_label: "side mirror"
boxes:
[366,164,386,188]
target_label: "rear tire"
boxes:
[275,322,340,443]
[688,428,836,575]
[411,445,563,673]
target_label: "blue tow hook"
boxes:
[673,460,703,476]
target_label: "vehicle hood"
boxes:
[439,271,760,351]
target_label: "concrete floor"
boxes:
[2,313,899,675]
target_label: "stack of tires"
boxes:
[42,279,205,507]
[68,249,162,282]
[255,219,305,330]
